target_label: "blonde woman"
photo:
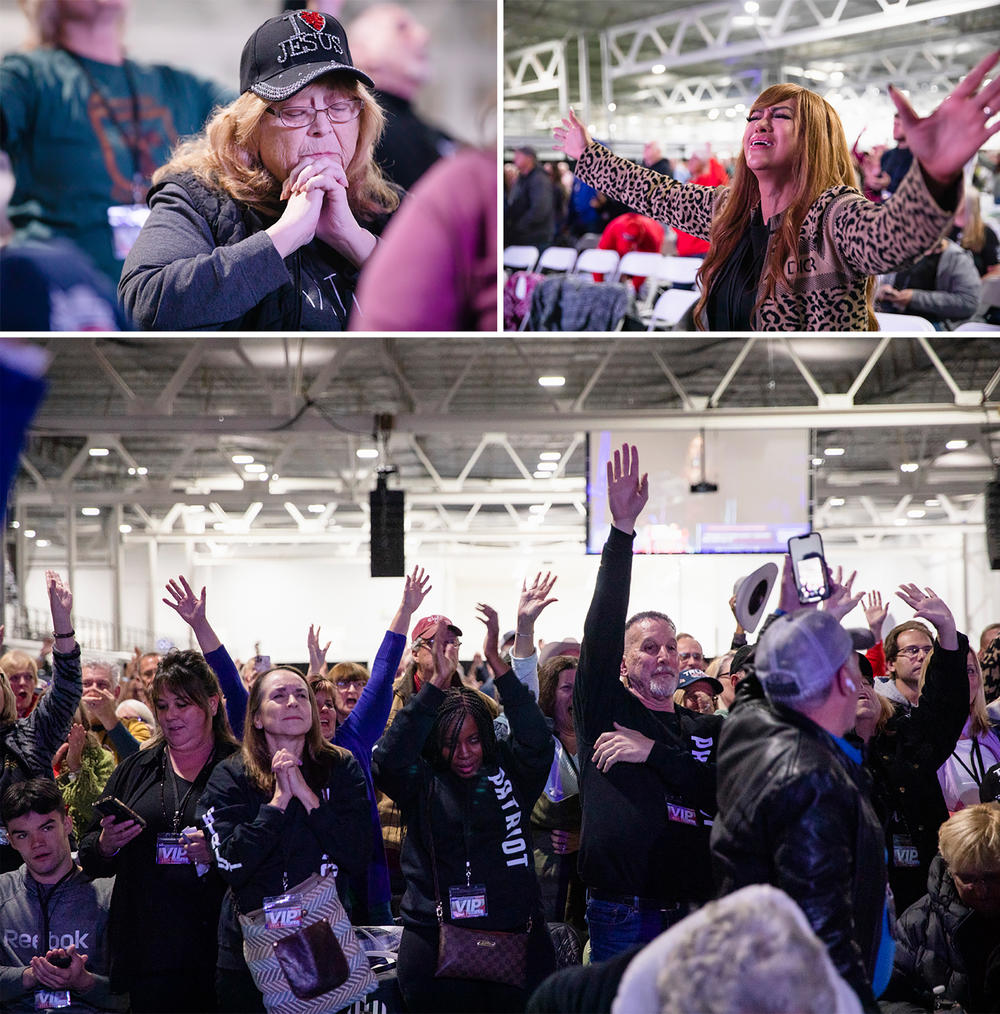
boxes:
[120,11,400,330]
[950,186,1000,276]
[920,648,1000,812]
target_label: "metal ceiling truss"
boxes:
[12,337,1000,568]
[601,0,997,85]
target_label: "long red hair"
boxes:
[694,84,866,329]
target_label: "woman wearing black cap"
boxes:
[119,10,399,330]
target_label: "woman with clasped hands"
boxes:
[198,667,370,1012]
[553,52,1000,331]
[119,11,399,330]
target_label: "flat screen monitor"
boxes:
[587,429,811,554]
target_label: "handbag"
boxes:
[424,787,531,988]
[238,871,376,1014]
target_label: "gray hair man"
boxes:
[711,609,891,1012]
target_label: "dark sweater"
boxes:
[77,739,237,993]
[372,669,553,930]
[574,526,722,902]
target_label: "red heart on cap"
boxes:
[299,11,326,32]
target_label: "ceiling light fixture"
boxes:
[829,497,845,507]
[232,454,254,464]
[307,504,326,513]
[824,447,845,456]
[89,447,109,457]
[538,375,565,387]
[945,439,968,450]
[811,457,824,466]
[539,452,562,462]
[244,463,267,473]
[119,524,132,534]
[356,447,379,459]
[136,467,148,476]
[900,462,919,473]
[81,507,100,516]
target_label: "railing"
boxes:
[3,606,155,653]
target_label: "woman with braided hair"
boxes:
[373,619,556,1012]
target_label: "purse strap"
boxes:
[423,781,446,926]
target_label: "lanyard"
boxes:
[161,747,213,832]
[952,736,989,787]
[37,868,74,955]
[62,49,149,202]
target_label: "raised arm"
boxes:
[890,50,1000,193]
[340,566,431,750]
[574,445,649,749]
[306,624,330,679]
[33,572,82,759]
[163,574,246,734]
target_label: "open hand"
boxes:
[896,583,957,648]
[607,443,648,534]
[401,565,432,615]
[863,591,889,637]
[553,107,592,160]
[517,572,558,625]
[163,575,206,628]
[307,623,331,675]
[891,49,1000,185]
[822,567,864,622]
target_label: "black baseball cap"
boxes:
[240,12,373,101]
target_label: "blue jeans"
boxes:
[585,895,697,963]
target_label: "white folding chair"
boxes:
[572,248,620,278]
[660,255,703,289]
[874,311,937,332]
[647,288,700,330]
[980,275,1000,308]
[503,245,539,273]
[953,321,1000,331]
[535,246,578,274]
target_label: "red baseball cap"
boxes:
[411,615,462,642]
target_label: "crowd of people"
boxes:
[0,1,495,332]
[2,443,1000,1013]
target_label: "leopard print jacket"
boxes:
[575,142,957,331]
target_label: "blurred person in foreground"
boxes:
[350,143,496,330]
[0,0,230,287]
[554,55,1000,331]
[119,11,399,330]
[347,2,454,191]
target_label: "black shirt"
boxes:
[705,206,772,330]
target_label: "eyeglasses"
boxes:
[265,100,363,128]
[894,644,933,660]
[334,678,368,690]
[678,652,704,662]
[420,638,461,650]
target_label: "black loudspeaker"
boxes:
[987,480,1000,571]
[370,479,405,577]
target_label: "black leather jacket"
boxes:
[710,682,886,1012]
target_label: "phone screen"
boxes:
[788,533,831,603]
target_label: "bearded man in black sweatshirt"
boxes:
[574,443,722,962]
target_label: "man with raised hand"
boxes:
[574,443,721,962]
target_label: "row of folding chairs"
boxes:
[503,245,703,286]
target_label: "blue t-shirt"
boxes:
[1,48,232,284]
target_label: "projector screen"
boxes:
[587,429,811,554]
